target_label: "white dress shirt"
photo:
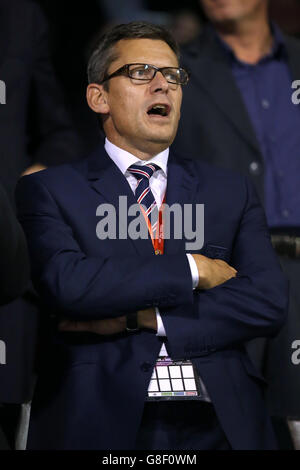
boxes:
[104,138,199,340]
[105,139,211,402]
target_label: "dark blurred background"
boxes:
[1,0,300,451]
[33,0,300,155]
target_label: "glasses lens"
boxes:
[162,68,189,85]
[129,64,155,80]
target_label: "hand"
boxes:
[137,307,157,331]
[21,163,47,177]
[191,254,237,289]
[58,316,126,335]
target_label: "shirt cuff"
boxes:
[186,253,199,289]
[155,307,167,337]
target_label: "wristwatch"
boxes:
[126,312,139,332]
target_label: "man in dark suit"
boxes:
[16,21,288,450]
[173,0,300,448]
[0,183,29,449]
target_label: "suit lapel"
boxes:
[183,28,261,156]
[86,145,154,256]
[164,151,199,255]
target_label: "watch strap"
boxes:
[126,312,139,332]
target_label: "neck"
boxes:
[214,11,273,64]
[105,136,169,161]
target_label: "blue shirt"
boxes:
[215,25,300,228]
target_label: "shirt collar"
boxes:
[210,21,287,65]
[104,138,169,176]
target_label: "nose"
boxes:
[149,70,169,93]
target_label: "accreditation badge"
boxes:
[147,356,210,401]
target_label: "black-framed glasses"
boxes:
[101,63,190,85]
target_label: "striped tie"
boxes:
[128,163,161,237]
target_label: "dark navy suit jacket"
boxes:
[16,145,288,450]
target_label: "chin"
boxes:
[151,136,173,148]
[146,129,173,142]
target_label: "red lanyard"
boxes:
[139,196,166,255]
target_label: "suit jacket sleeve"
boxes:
[0,184,30,304]
[161,176,289,359]
[26,3,81,166]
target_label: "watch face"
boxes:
[126,312,139,331]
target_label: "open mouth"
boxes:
[147,103,171,117]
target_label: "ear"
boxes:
[86,83,110,114]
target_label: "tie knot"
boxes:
[127,163,160,181]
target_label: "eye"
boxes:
[163,69,180,83]
[130,65,153,79]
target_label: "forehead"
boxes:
[110,38,179,71]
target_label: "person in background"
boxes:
[173,0,300,449]
[0,184,29,308]
[0,0,81,449]
[0,182,30,449]
[0,0,81,202]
